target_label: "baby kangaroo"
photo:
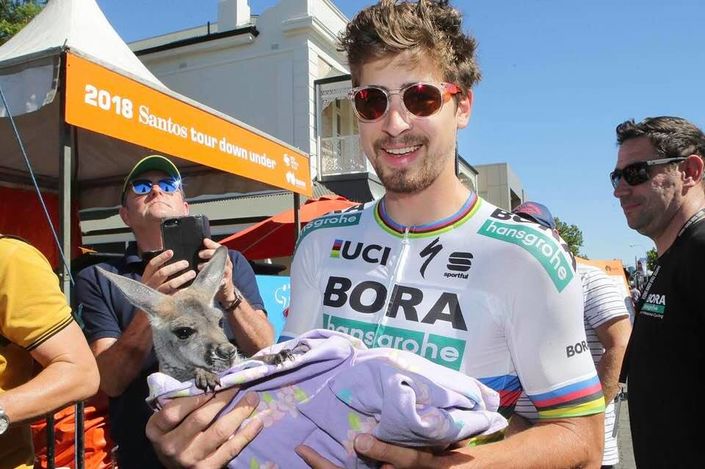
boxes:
[98,246,288,391]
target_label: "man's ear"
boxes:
[456,89,473,130]
[682,154,704,187]
[119,205,132,228]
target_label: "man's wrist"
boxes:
[0,402,10,435]
[221,289,243,312]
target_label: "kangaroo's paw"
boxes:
[259,349,295,366]
[194,368,221,391]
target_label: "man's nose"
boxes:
[381,96,412,136]
[147,182,163,196]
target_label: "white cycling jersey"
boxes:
[283,193,604,418]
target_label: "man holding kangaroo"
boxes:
[76,155,273,468]
[146,1,605,468]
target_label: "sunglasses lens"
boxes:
[611,163,650,188]
[130,180,153,194]
[130,178,180,195]
[354,88,388,121]
[623,163,649,186]
[610,171,621,188]
[158,179,179,193]
[403,84,443,117]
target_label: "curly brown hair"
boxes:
[339,0,481,95]
[616,116,705,160]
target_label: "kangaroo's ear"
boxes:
[96,267,168,317]
[190,246,227,302]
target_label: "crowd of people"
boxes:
[2,0,704,468]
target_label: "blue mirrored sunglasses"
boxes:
[129,178,181,195]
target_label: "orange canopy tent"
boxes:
[0,0,311,277]
[0,0,311,465]
[221,196,359,260]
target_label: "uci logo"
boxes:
[330,239,391,266]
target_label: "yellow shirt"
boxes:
[0,237,73,469]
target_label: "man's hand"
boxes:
[297,435,463,469]
[146,389,262,469]
[199,238,234,305]
[142,249,195,294]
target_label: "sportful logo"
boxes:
[478,219,573,292]
[445,252,473,279]
[641,293,666,318]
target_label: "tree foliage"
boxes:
[554,216,585,258]
[646,247,658,271]
[0,0,45,45]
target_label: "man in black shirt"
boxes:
[613,116,705,467]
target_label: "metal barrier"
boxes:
[40,401,87,469]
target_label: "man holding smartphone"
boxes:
[76,154,274,468]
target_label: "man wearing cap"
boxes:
[76,155,274,468]
[509,201,632,468]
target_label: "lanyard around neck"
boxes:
[638,207,705,303]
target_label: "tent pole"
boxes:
[62,124,86,469]
[293,192,301,242]
[59,125,73,299]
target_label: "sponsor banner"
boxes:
[641,302,664,315]
[65,53,311,196]
[323,313,465,371]
[297,212,362,242]
[478,219,573,292]
[255,275,290,340]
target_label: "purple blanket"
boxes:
[148,329,507,468]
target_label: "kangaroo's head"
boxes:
[97,246,239,388]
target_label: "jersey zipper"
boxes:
[371,226,411,344]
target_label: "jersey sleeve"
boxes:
[280,233,325,341]
[0,239,74,350]
[507,258,604,420]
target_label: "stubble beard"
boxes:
[371,138,445,194]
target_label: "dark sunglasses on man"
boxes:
[129,177,182,196]
[348,81,462,122]
[610,157,686,189]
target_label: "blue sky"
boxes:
[96,0,705,267]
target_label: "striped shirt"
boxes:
[513,263,630,465]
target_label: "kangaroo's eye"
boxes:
[173,327,196,340]
[218,318,225,329]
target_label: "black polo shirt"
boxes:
[76,243,265,468]
[625,219,705,468]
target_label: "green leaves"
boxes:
[554,216,585,258]
[0,0,45,45]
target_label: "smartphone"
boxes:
[142,249,164,267]
[160,215,211,278]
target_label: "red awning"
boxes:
[221,196,358,260]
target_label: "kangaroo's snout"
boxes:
[215,342,237,361]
